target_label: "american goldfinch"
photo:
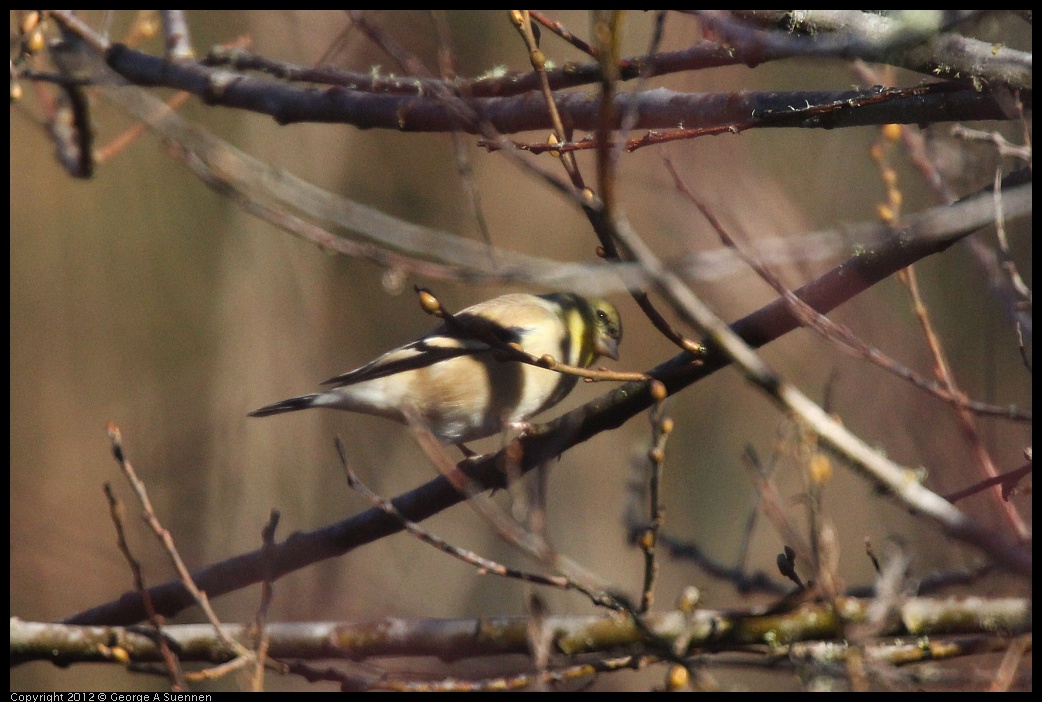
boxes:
[249,293,622,444]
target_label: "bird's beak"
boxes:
[597,336,620,362]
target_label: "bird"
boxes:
[249,292,622,445]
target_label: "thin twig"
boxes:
[105,423,253,663]
[638,381,671,613]
[334,438,586,595]
[102,484,187,689]
[511,10,586,190]
[528,10,599,58]
[250,509,281,691]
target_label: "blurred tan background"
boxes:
[11,11,1030,691]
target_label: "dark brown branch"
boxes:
[193,12,1031,97]
[101,44,1027,133]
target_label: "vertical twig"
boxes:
[106,423,255,668]
[638,381,671,613]
[510,10,586,190]
[102,483,187,690]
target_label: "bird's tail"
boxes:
[248,394,321,417]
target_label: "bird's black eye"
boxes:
[596,309,608,322]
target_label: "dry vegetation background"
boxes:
[10,10,1031,692]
